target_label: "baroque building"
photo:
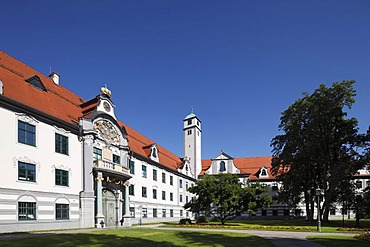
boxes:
[0,51,369,232]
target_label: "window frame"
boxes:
[153,188,157,199]
[129,185,135,196]
[55,203,69,220]
[18,201,36,220]
[55,133,69,155]
[153,169,157,181]
[93,147,102,161]
[18,120,36,146]
[129,160,135,174]
[142,187,147,198]
[55,169,69,187]
[18,161,36,182]
[142,165,147,178]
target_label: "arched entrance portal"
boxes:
[102,189,117,227]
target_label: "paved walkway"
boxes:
[0,224,356,247]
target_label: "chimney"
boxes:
[49,72,60,85]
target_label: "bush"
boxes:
[179,218,192,225]
[209,216,219,222]
[196,216,208,224]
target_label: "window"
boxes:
[330,208,336,215]
[153,208,157,218]
[162,172,166,183]
[187,130,192,135]
[356,180,362,189]
[113,154,120,164]
[153,189,157,199]
[170,175,173,185]
[284,209,290,216]
[129,160,135,174]
[186,196,188,203]
[142,208,147,218]
[55,133,68,155]
[162,209,166,218]
[142,187,147,198]
[219,161,226,172]
[180,179,183,188]
[18,202,36,220]
[56,203,69,220]
[187,119,192,125]
[151,147,157,158]
[186,181,189,190]
[260,167,268,177]
[18,120,36,146]
[273,210,278,216]
[129,185,135,196]
[153,169,157,181]
[129,207,135,217]
[180,194,183,202]
[18,162,36,182]
[261,209,267,216]
[93,148,102,161]
[272,184,278,191]
[197,121,199,126]
[55,169,68,186]
[25,75,46,91]
[367,180,370,188]
[180,210,183,217]
[142,165,147,178]
[186,211,189,217]
[170,209,174,217]
[162,191,166,200]
[170,192,173,201]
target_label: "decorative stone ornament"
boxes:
[94,120,120,145]
[100,85,111,97]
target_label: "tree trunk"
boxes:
[304,192,313,221]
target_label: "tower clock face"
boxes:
[103,102,111,112]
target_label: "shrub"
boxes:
[209,216,219,222]
[179,218,192,225]
[196,216,208,224]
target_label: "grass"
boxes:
[164,218,370,233]
[0,228,273,247]
[307,235,369,247]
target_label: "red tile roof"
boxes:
[0,51,183,172]
[201,156,275,181]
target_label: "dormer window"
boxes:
[149,144,159,162]
[26,75,46,91]
[219,161,226,172]
[259,167,269,178]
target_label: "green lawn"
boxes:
[0,228,273,247]
[307,235,369,247]
[164,218,370,233]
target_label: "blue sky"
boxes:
[2,0,370,159]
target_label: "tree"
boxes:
[184,173,270,225]
[271,80,367,222]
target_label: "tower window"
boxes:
[187,119,192,125]
[187,130,192,135]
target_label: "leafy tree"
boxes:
[184,173,270,225]
[271,80,367,222]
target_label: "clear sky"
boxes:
[2,0,370,159]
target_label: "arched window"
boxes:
[219,161,226,172]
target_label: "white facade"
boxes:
[0,106,82,232]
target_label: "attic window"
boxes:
[149,144,159,162]
[260,167,269,178]
[26,75,46,91]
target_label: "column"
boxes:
[80,131,96,228]
[95,172,105,228]
[121,181,131,227]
